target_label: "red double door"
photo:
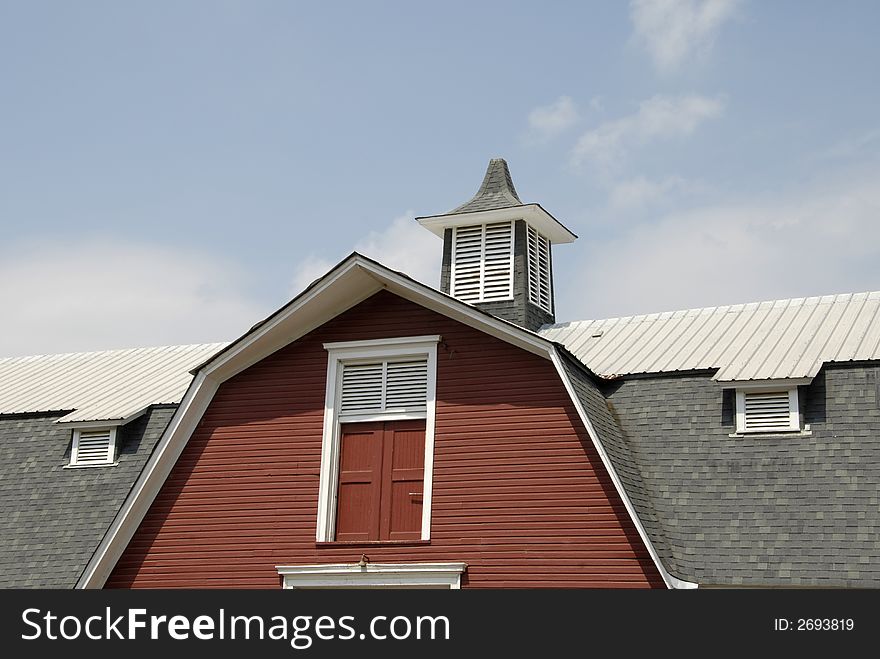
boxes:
[335,420,425,542]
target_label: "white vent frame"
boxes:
[450,221,514,304]
[527,224,552,314]
[277,562,466,589]
[317,336,440,542]
[69,428,117,467]
[735,387,800,434]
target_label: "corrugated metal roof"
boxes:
[540,291,880,381]
[0,343,228,423]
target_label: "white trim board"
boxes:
[277,562,466,589]
[718,378,812,389]
[416,204,577,244]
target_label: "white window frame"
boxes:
[69,427,118,467]
[316,335,440,542]
[276,562,466,589]
[450,221,514,303]
[734,386,801,434]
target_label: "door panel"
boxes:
[336,420,425,542]
[335,423,383,541]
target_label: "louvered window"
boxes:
[70,428,116,466]
[451,221,513,303]
[735,388,800,433]
[340,359,429,417]
[527,225,552,313]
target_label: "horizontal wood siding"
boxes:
[107,291,662,588]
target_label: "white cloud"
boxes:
[0,239,268,357]
[290,212,442,296]
[607,175,691,212]
[526,96,579,143]
[289,254,336,296]
[630,0,741,73]
[571,93,724,171]
[561,172,880,320]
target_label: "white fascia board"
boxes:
[76,372,220,588]
[668,574,699,589]
[57,417,126,429]
[549,347,690,590]
[202,260,383,382]
[417,205,577,244]
[716,378,812,390]
[56,407,150,428]
[324,335,442,351]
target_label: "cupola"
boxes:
[416,158,576,331]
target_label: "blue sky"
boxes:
[2,1,880,356]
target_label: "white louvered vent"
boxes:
[527,225,552,313]
[451,221,513,303]
[339,363,384,414]
[71,429,115,466]
[340,359,428,417]
[737,389,799,433]
[385,360,428,410]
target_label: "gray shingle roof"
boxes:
[558,353,672,564]
[447,158,523,214]
[571,364,880,587]
[0,407,174,587]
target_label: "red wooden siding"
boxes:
[107,291,663,588]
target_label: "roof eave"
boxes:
[416,204,577,244]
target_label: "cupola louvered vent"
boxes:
[340,359,428,417]
[737,389,799,433]
[451,221,513,303]
[71,429,116,466]
[527,225,552,313]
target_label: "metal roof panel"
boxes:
[0,343,228,423]
[542,291,880,380]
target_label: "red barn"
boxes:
[5,159,879,589]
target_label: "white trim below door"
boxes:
[276,562,467,589]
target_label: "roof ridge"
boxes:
[0,342,230,363]
[545,289,880,328]
[446,158,524,215]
